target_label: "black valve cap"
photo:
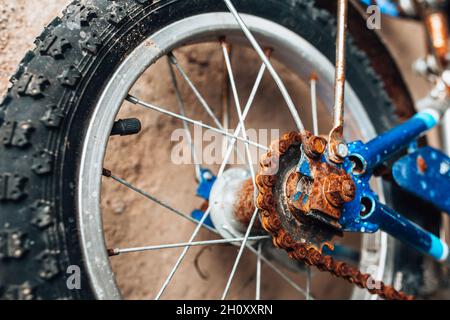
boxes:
[110,118,142,136]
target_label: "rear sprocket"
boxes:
[256,132,413,300]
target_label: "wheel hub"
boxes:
[209,167,310,272]
[209,167,258,240]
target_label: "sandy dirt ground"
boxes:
[0,0,433,300]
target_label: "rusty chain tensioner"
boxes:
[292,132,356,227]
[255,131,413,300]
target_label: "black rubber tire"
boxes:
[0,0,437,299]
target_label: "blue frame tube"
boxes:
[341,108,447,264]
[365,199,450,263]
[352,109,440,173]
[359,0,400,17]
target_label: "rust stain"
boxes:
[143,39,158,49]
[425,12,449,67]
[417,155,427,174]
[233,179,261,229]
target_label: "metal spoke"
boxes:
[126,94,268,151]
[105,170,274,247]
[105,171,218,234]
[107,171,262,300]
[223,0,305,132]
[310,74,319,136]
[105,169,307,297]
[168,52,246,164]
[221,41,256,183]
[256,250,312,299]
[221,43,232,168]
[222,207,259,300]
[168,53,223,129]
[155,205,214,300]
[244,63,266,120]
[222,227,312,299]
[155,59,268,300]
[248,246,311,299]
[109,236,269,256]
[221,43,232,131]
[218,60,268,174]
[106,170,306,297]
[306,267,312,300]
[221,40,260,299]
[256,241,262,300]
[167,57,201,180]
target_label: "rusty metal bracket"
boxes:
[329,0,350,163]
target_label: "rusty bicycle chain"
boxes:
[255,132,414,300]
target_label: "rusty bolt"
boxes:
[340,178,356,202]
[312,137,327,155]
[304,136,327,158]
[336,143,349,158]
[323,174,356,207]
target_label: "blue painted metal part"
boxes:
[362,198,449,262]
[392,146,450,213]
[340,110,440,232]
[191,209,214,229]
[347,110,439,174]
[359,0,400,17]
[196,168,216,200]
[340,153,379,233]
[190,168,216,229]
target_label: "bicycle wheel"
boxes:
[0,0,437,299]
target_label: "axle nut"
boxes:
[340,178,356,202]
[304,136,327,158]
[323,175,356,207]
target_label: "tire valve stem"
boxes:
[110,118,142,136]
[102,168,112,178]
